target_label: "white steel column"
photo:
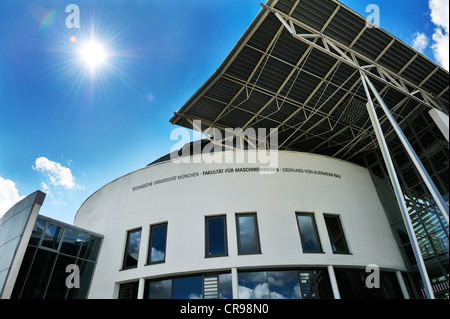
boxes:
[360,71,435,299]
[231,267,239,299]
[327,265,341,299]
[137,277,145,299]
[362,73,449,224]
[395,271,410,299]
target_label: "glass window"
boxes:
[236,213,261,255]
[296,213,322,253]
[41,223,63,250]
[218,273,233,299]
[29,218,46,246]
[268,271,301,299]
[238,271,269,299]
[146,279,172,299]
[118,281,139,299]
[60,228,84,256]
[45,254,76,299]
[205,216,227,257]
[324,215,350,254]
[173,276,203,299]
[79,233,102,261]
[298,270,332,299]
[148,223,167,264]
[122,228,141,269]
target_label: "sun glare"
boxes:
[80,41,106,68]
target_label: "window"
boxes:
[205,216,228,257]
[118,281,139,299]
[122,228,142,269]
[148,223,167,264]
[236,213,261,255]
[324,215,349,254]
[296,213,322,253]
[238,269,333,299]
[41,223,63,250]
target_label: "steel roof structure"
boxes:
[170,0,449,166]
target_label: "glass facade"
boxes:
[334,268,403,299]
[363,109,449,299]
[238,269,332,299]
[148,223,167,264]
[11,216,102,299]
[143,273,232,299]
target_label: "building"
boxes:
[1,0,448,299]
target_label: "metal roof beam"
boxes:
[262,3,436,110]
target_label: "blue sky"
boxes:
[0,0,448,224]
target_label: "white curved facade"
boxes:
[74,151,407,299]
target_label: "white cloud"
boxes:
[429,0,449,70]
[0,176,25,218]
[412,32,429,52]
[33,157,82,189]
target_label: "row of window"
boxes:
[122,212,350,270]
[118,268,404,299]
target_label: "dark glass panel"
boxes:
[173,276,203,299]
[324,215,349,254]
[206,216,227,257]
[236,214,260,255]
[66,259,95,299]
[41,223,63,250]
[79,233,102,261]
[60,228,84,257]
[296,214,322,253]
[118,281,139,299]
[146,279,172,299]
[149,224,167,264]
[11,246,37,298]
[123,229,141,269]
[45,254,76,299]
[28,218,46,246]
[20,250,57,299]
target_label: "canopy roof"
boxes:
[170,0,449,165]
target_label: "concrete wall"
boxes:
[74,151,406,298]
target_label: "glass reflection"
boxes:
[147,279,172,299]
[149,223,167,263]
[296,214,321,252]
[41,223,63,249]
[123,229,141,268]
[238,271,269,299]
[268,271,302,299]
[60,228,84,256]
[237,214,260,254]
[173,276,203,299]
[324,215,349,254]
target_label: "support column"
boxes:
[327,265,340,299]
[362,73,449,224]
[395,271,410,299]
[137,277,145,299]
[360,71,435,299]
[231,267,239,299]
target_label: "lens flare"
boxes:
[81,41,106,67]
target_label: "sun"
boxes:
[80,41,106,68]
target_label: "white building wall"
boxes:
[74,151,406,298]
